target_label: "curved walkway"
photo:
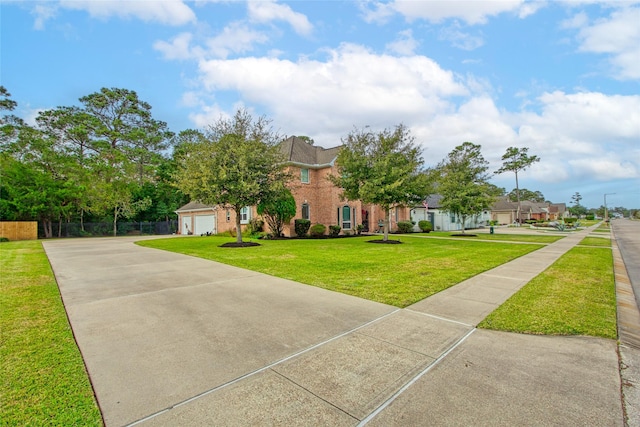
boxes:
[43,225,627,426]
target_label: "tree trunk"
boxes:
[42,219,52,239]
[235,207,243,243]
[460,214,467,234]
[383,208,390,241]
[515,171,521,225]
[113,207,118,237]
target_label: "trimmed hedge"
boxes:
[417,220,432,233]
[310,223,326,237]
[294,219,311,237]
[396,221,414,233]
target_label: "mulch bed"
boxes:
[219,242,261,248]
[367,239,403,244]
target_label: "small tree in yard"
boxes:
[329,124,430,242]
[436,142,496,234]
[175,109,288,245]
[257,187,296,237]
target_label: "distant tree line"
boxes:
[0,86,189,237]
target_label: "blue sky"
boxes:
[2,0,639,209]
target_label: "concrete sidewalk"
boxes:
[43,226,625,426]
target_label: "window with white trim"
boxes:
[301,168,309,183]
[240,207,251,224]
[301,203,310,220]
[342,205,352,230]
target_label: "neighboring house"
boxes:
[176,136,412,236]
[548,203,568,220]
[490,197,567,224]
[410,195,491,232]
[176,201,257,236]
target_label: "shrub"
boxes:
[356,224,364,235]
[310,223,326,237]
[248,218,264,234]
[396,221,414,234]
[586,214,595,220]
[0,237,9,242]
[329,225,341,237]
[565,217,578,224]
[417,220,432,233]
[294,219,311,237]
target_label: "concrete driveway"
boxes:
[43,233,624,426]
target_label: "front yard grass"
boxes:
[138,235,546,307]
[0,241,102,426]
[408,232,563,243]
[579,236,611,247]
[479,246,616,338]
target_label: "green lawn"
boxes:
[0,241,102,426]
[479,246,616,338]
[138,235,547,307]
[407,232,563,243]
[579,236,611,247]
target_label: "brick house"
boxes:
[176,136,411,236]
[490,197,568,225]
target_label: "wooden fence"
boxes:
[0,221,38,241]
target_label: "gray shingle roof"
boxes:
[176,201,215,212]
[279,136,341,167]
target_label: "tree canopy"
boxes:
[507,188,545,203]
[436,142,497,234]
[1,86,180,237]
[257,187,297,238]
[174,109,289,244]
[329,124,430,241]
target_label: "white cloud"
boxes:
[573,6,640,80]
[385,29,419,56]
[363,0,532,25]
[195,43,467,139]
[247,0,313,36]
[31,4,57,30]
[154,22,269,60]
[560,11,588,30]
[59,0,196,26]
[438,21,484,50]
[205,22,269,59]
[569,156,639,180]
[154,32,203,60]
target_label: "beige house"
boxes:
[490,197,567,225]
[176,136,411,236]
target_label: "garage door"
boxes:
[497,213,511,225]
[181,216,191,234]
[194,215,216,235]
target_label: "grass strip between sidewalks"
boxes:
[578,236,611,247]
[138,235,548,308]
[479,246,616,338]
[0,241,102,426]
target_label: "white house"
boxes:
[410,195,492,232]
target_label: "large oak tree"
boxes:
[329,124,430,241]
[174,109,289,245]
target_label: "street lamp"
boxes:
[604,193,616,223]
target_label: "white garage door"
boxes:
[182,216,191,234]
[194,215,216,235]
